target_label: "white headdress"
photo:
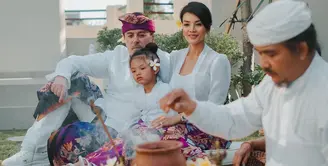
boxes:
[247,0,312,46]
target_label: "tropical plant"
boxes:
[96,27,124,52]
[155,30,243,67]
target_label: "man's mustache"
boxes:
[132,45,142,49]
[263,68,276,75]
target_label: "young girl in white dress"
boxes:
[128,42,176,127]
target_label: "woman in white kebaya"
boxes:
[151,1,232,155]
[152,2,231,134]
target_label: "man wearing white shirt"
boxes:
[160,1,328,166]
[3,12,170,166]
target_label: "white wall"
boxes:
[0,0,66,74]
[299,0,328,60]
[0,0,66,130]
[66,38,97,55]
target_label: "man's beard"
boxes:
[263,67,290,88]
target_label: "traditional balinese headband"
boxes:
[118,12,155,34]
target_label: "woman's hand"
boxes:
[233,142,253,166]
[51,76,68,103]
[151,115,181,129]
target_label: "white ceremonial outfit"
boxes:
[2,45,170,166]
[169,44,231,104]
[133,80,177,126]
[47,45,170,132]
[187,53,328,166]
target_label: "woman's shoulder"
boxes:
[170,48,188,57]
[206,47,230,66]
[206,46,228,60]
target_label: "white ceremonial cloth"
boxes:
[247,0,312,46]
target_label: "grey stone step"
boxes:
[0,106,35,130]
[7,136,24,142]
[0,84,43,107]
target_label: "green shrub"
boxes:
[154,32,188,53]
[96,27,124,52]
[155,30,243,67]
[231,64,266,90]
[205,30,243,67]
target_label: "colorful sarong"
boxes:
[49,120,231,165]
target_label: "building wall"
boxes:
[65,0,213,55]
[0,0,66,74]
[66,38,97,55]
[0,0,66,130]
[300,0,328,60]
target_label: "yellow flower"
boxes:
[176,20,182,28]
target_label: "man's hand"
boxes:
[159,89,197,116]
[233,142,253,166]
[151,115,181,129]
[50,76,68,103]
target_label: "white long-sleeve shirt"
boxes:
[46,45,170,132]
[133,80,177,125]
[169,44,231,104]
[187,53,328,166]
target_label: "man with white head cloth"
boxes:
[159,0,328,166]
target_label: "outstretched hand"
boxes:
[159,89,197,116]
[50,76,68,103]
